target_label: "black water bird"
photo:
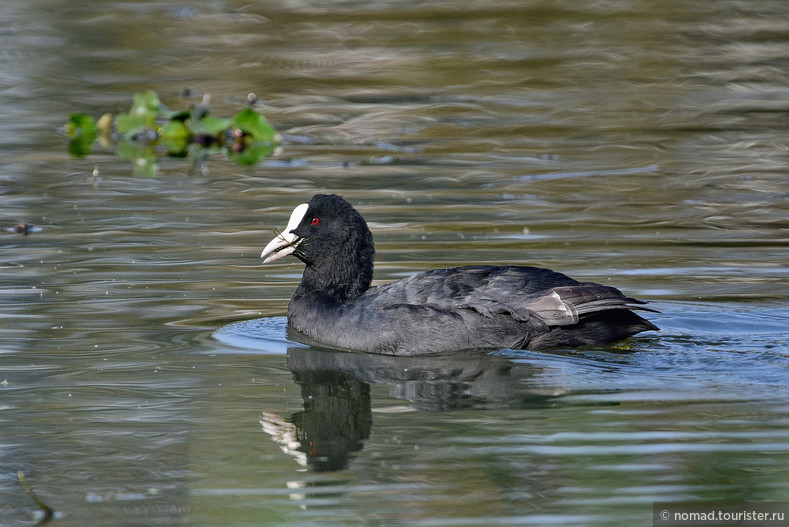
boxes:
[261,194,657,355]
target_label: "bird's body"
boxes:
[261,194,657,355]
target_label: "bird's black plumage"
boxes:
[261,194,657,355]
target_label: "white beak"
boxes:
[260,203,309,263]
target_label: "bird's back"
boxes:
[320,264,655,353]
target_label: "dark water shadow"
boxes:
[260,345,570,472]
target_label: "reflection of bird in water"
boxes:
[260,411,307,468]
[260,364,372,472]
[259,346,569,472]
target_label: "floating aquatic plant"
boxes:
[65,91,280,176]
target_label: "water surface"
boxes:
[1,1,788,526]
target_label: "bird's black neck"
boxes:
[294,240,374,305]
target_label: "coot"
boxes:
[261,194,657,355]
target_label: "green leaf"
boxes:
[65,113,97,138]
[129,90,161,120]
[231,108,277,142]
[191,115,231,136]
[228,141,276,166]
[116,91,163,138]
[158,120,190,156]
[65,113,97,157]
[115,112,150,138]
[115,140,158,178]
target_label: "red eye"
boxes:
[310,217,320,226]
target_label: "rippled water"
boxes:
[2,0,788,526]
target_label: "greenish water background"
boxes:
[1,1,788,525]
